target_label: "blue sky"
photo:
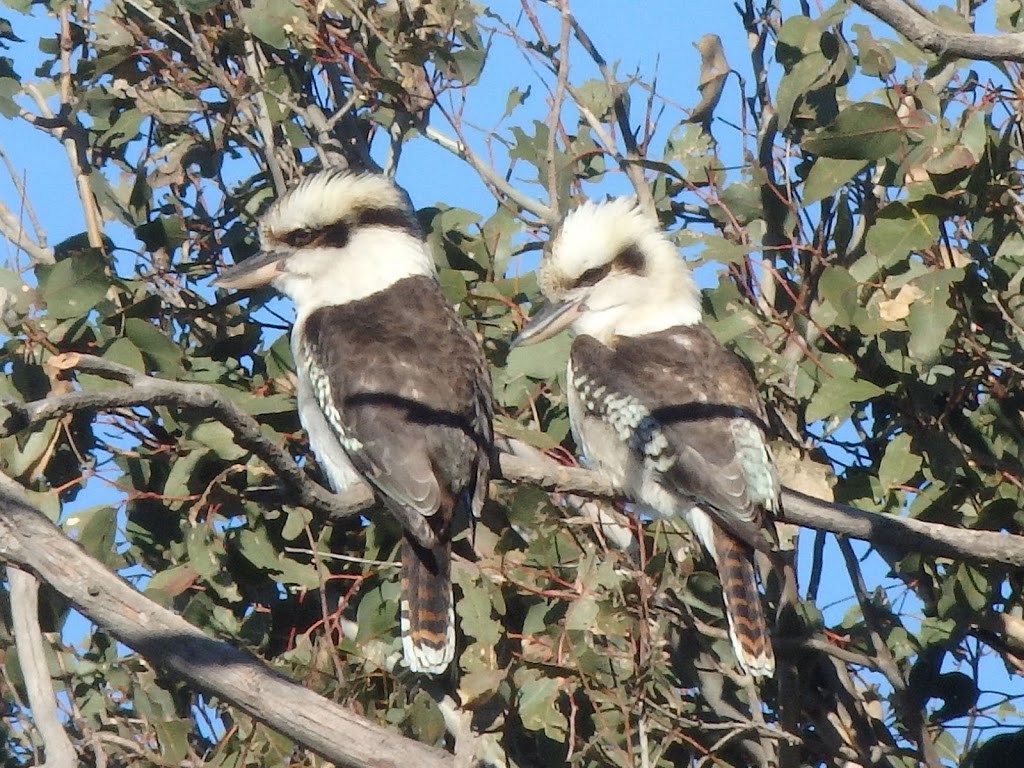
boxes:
[1,0,1022,753]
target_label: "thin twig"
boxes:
[423,125,557,223]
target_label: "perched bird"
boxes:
[215,170,493,674]
[515,198,778,677]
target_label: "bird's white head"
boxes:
[516,197,702,347]
[214,170,436,315]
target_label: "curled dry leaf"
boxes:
[878,283,925,322]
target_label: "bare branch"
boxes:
[498,454,1024,568]
[0,476,453,768]
[0,144,54,265]
[853,0,1024,61]
[7,355,1024,569]
[57,10,104,250]
[8,566,78,767]
[423,125,558,224]
[240,31,288,194]
[0,353,411,543]
[545,0,571,207]
[563,13,656,216]
[0,197,54,265]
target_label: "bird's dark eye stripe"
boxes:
[320,221,351,247]
[575,264,612,288]
[356,207,420,236]
[281,208,417,250]
[615,243,646,274]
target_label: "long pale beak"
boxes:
[213,250,287,290]
[512,298,584,348]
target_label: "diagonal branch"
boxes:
[0,474,452,768]
[852,0,1024,61]
[0,353,407,542]
[563,11,656,217]
[423,125,558,224]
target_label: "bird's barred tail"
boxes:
[399,533,454,674]
[715,535,775,678]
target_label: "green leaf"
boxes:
[355,581,400,647]
[517,673,568,738]
[450,46,485,84]
[575,79,615,120]
[853,24,896,79]
[454,572,501,645]
[493,415,560,450]
[503,332,570,380]
[955,564,989,613]
[803,103,903,160]
[134,216,186,252]
[917,617,957,647]
[163,447,210,506]
[123,318,183,374]
[854,205,939,281]
[36,248,109,319]
[190,420,246,461]
[0,76,19,119]
[235,527,318,588]
[776,54,829,128]
[701,236,753,265]
[878,432,922,489]
[802,157,868,206]
[154,720,189,763]
[906,269,962,365]
[459,668,506,707]
[280,506,312,541]
[240,0,298,49]
[102,337,145,373]
[65,506,117,564]
[503,85,531,118]
[816,265,862,328]
[805,357,885,424]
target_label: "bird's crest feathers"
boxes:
[539,197,703,340]
[261,170,414,242]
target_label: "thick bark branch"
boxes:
[0,478,452,768]
[8,566,78,767]
[853,0,1024,61]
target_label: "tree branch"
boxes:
[423,125,558,224]
[0,353,401,542]
[8,354,1024,569]
[8,566,78,767]
[498,455,1024,568]
[852,0,1024,61]
[0,475,453,768]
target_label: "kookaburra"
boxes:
[515,198,778,677]
[215,170,493,675]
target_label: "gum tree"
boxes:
[0,1,1023,766]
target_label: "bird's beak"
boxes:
[512,297,584,348]
[213,250,287,290]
